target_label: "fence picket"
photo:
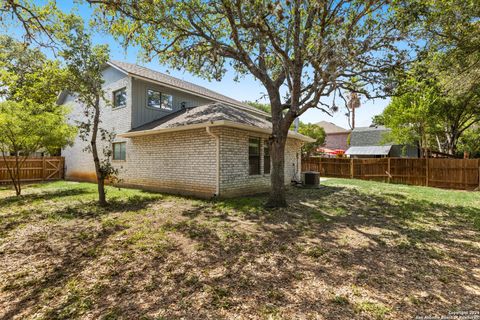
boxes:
[0,157,64,184]
[302,157,480,191]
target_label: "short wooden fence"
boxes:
[302,157,480,191]
[0,156,65,184]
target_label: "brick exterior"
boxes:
[65,125,302,198]
[62,74,132,182]
[115,128,217,197]
[62,67,304,198]
[324,132,350,150]
[218,127,302,197]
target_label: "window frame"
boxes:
[146,88,173,110]
[112,87,127,109]
[263,140,271,175]
[161,92,173,110]
[146,88,162,109]
[248,137,261,176]
[112,142,126,161]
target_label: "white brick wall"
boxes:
[62,76,132,181]
[61,70,304,198]
[217,127,302,197]
[116,129,217,197]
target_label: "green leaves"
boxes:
[0,36,68,108]
[0,101,77,156]
[298,122,326,157]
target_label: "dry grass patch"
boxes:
[1,179,479,319]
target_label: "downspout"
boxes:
[206,126,220,197]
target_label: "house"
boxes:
[58,61,313,198]
[345,125,419,158]
[315,121,350,151]
[314,121,350,156]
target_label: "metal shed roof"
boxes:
[345,145,392,156]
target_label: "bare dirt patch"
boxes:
[0,180,479,319]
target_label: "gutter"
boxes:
[205,126,220,197]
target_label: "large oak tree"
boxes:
[89,0,410,206]
[0,0,60,46]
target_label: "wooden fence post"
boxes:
[350,158,354,179]
[425,158,429,187]
[477,159,480,190]
[42,156,46,181]
[387,158,391,183]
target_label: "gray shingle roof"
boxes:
[130,103,272,132]
[350,126,391,146]
[108,60,268,117]
[122,103,314,142]
[345,145,392,156]
[315,121,350,134]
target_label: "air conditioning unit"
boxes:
[302,171,320,188]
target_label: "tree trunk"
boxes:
[351,105,355,129]
[91,96,107,206]
[14,153,21,196]
[97,176,106,205]
[435,135,444,153]
[266,134,287,208]
[2,152,21,196]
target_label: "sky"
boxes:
[8,1,389,129]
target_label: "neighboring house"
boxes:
[315,121,350,151]
[58,61,313,198]
[345,125,419,158]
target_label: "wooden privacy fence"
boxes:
[0,157,65,184]
[302,157,480,191]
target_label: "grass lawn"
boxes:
[0,179,479,320]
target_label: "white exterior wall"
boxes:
[62,69,132,181]
[61,67,304,198]
[217,127,302,197]
[115,129,217,197]
[115,127,302,198]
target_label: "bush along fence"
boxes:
[0,156,65,184]
[302,157,480,191]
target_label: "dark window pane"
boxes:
[249,157,260,175]
[264,140,270,174]
[147,89,161,108]
[249,138,260,175]
[113,142,126,160]
[113,88,127,108]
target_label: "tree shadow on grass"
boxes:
[0,188,162,240]
[0,187,93,207]
[116,186,479,319]
[1,185,479,319]
[0,222,126,320]
[0,190,163,319]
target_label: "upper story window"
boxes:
[147,89,173,110]
[264,140,271,174]
[249,137,260,175]
[113,88,127,108]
